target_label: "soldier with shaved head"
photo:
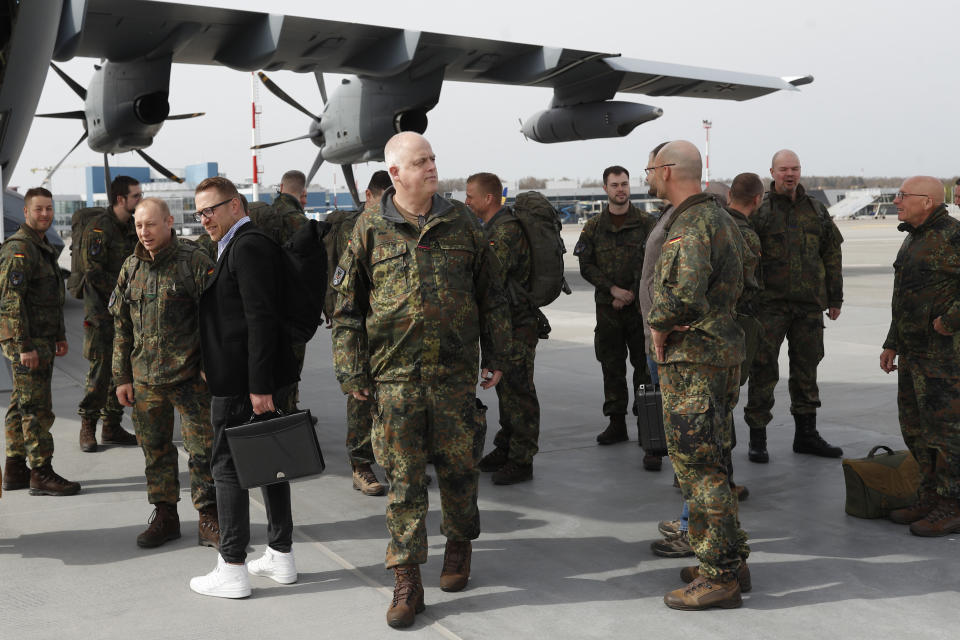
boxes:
[744,149,844,463]
[648,141,750,610]
[881,176,960,536]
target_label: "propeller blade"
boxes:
[49,63,87,100]
[43,131,88,186]
[251,133,315,150]
[342,164,360,210]
[314,71,327,105]
[306,151,324,186]
[165,112,205,120]
[257,71,320,122]
[104,153,112,198]
[134,148,184,183]
[36,110,86,119]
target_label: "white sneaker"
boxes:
[190,554,252,598]
[247,546,298,584]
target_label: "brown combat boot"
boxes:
[439,540,472,592]
[136,503,181,548]
[680,562,752,592]
[664,574,742,610]
[198,505,220,548]
[352,463,386,496]
[909,497,960,537]
[79,416,98,452]
[386,565,425,628]
[29,463,81,496]
[101,419,138,446]
[2,456,30,490]
[889,493,939,524]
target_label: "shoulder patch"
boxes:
[9,271,24,286]
[573,239,587,256]
[89,234,103,256]
[332,265,346,286]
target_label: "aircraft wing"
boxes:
[58,0,803,107]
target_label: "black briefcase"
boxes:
[636,384,667,456]
[225,410,325,489]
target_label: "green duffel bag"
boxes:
[841,445,921,519]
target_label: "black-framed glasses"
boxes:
[193,197,235,222]
[644,163,676,174]
[894,191,929,201]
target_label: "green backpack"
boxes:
[508,191,571,307]
[65,207,105,299]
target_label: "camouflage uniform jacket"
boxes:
[0,224,66,352]
[483,206,536,330]
[110,234,214,386]
[323,207,365,320]
[649,193,745,366]
[574,203,654,305]
[752,184,843,310]
[725,206,763,315]
[81,208,137,325]
[252,193,308,245]
[884,205,960,374]
[332,187,511,392]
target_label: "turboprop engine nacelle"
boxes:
[521,101,663,144]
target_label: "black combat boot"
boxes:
[79,416,98,452]
[137,502,181,548]
[747,427,769,463]
[2,456,30,490]
[101,419,138,446]
[596,414,628,445]
[792,413,842,458]
[492,461,533,485]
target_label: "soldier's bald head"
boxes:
[771,149,800,169]
[656,140,702,182]
[903,176,945,205]
[384,132,430,170]
[384,132,438,201]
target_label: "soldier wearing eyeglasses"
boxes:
[880,176,960,537]
[744,149,844,463]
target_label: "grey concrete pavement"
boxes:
[0,218,957,639]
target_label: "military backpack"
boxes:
[65,207,105,299]
[505,191,571,307]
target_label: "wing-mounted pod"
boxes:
[520,101,663,144]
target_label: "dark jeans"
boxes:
[211,394,293,564]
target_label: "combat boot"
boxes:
[651,530,695,558]
[136,502,181,548]
[642,453,663,471]
[596,414,628,445]
[492,461,533,485]
[79,416,98,452]
[747,427,769,463]
[387,565,425,628]
[792,413,842,458]
[889,492,939,524]
[2,456,30,490]
[909,497,960,537]
[198,505,220,548]
[681,562,752,592]
[351,463,386,496]
[439,540,472,592]
[478,447,509,472]
[101,419,138,446]
[29,463,81,496]
[664,574,742,610]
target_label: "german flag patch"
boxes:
[12,253,25,258]
[206,267,215,275]
[667,236,683,245]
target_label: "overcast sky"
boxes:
[9,0,956,195]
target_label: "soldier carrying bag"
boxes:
[841,445,921,519]
[225,410,325,489]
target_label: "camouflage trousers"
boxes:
[373,381,481,568]
[345,394,375,466]
[594,303,649,416]
[897,357,960,499]
[660,362,749,579]
[3,339,56,467]
[132,375,215,510]
[492,329,540,465]
[745,305,824,429]
[78,323,123,422]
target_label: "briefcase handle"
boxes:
[866,445,895,458]
[248,409,285,424]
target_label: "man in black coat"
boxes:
[188,177,299,599]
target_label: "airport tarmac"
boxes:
[0,218,956,640]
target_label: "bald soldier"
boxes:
[881,176,960,536]
[744,150,844,462]
[333,132,510,628]
[648,141,750,610]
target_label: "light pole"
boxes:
[702,120,712,188]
